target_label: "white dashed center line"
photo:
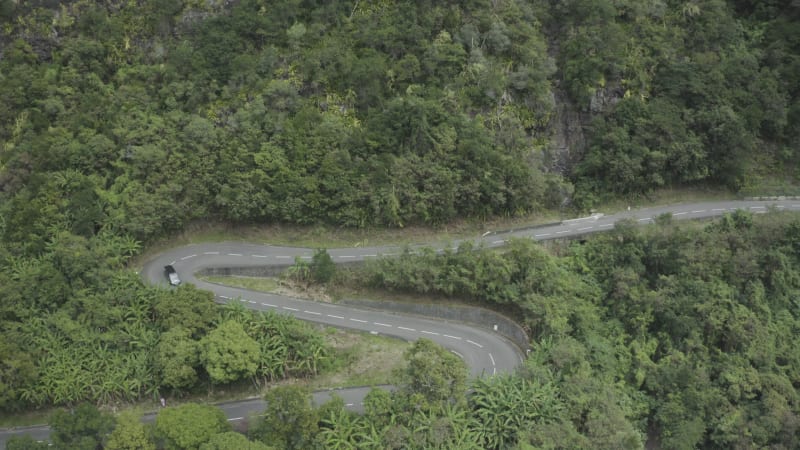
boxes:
[712,208,726,211]
[339,255,356,258]
[443,334,461,340]
[421,330,440,336]
[261,303,276,308]
[304,311,321,315]
[350,318,367,323]
[535,233,551,237]
[327,315,345,320]
[252,254,268,258]
[227,253,242,256]
[577,227,593,231]
[691,210,706,213]
[282,306,299,312]
[674,212,687,216]
[556,230,569,234]
[467,340,483,348]
[489,353,495,366]
[638,218,651,222]
[204,252,219,255]
[398,327,416,332]
[276,256,291,259]
[373,322,391,327]
[492,240,505,244]
[181,254,197,260]
[219,295,230,299]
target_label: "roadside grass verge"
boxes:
[200,275,280,293]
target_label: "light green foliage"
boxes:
[468,375,563,449]
[105,411,155,450]
[201,320,260,384]
[154,403,230,450]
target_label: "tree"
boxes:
[156,327,200,391]
[199,432,275,450]
[251,386,318,450]
[49,403,115,450]
[310,248,336,284]
[154,284,217,337]
[201,320,260,384]
[154,403,230,450]
[394,338,467,405]
[105,411,155,450]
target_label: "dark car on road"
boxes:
[164,265,181,286]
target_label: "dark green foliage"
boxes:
[536,0,800,201]
[250,386,318,450]
[310,249,336,284]
[49,403,115,450]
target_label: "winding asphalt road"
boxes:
[3,199,799,446]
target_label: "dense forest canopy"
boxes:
[1,0,797,242]
[1,0,800,448]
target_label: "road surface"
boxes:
[3,200,798,446]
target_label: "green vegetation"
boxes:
[1,0,799,448]
[354,211,800,448]
[200,276,280,293]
